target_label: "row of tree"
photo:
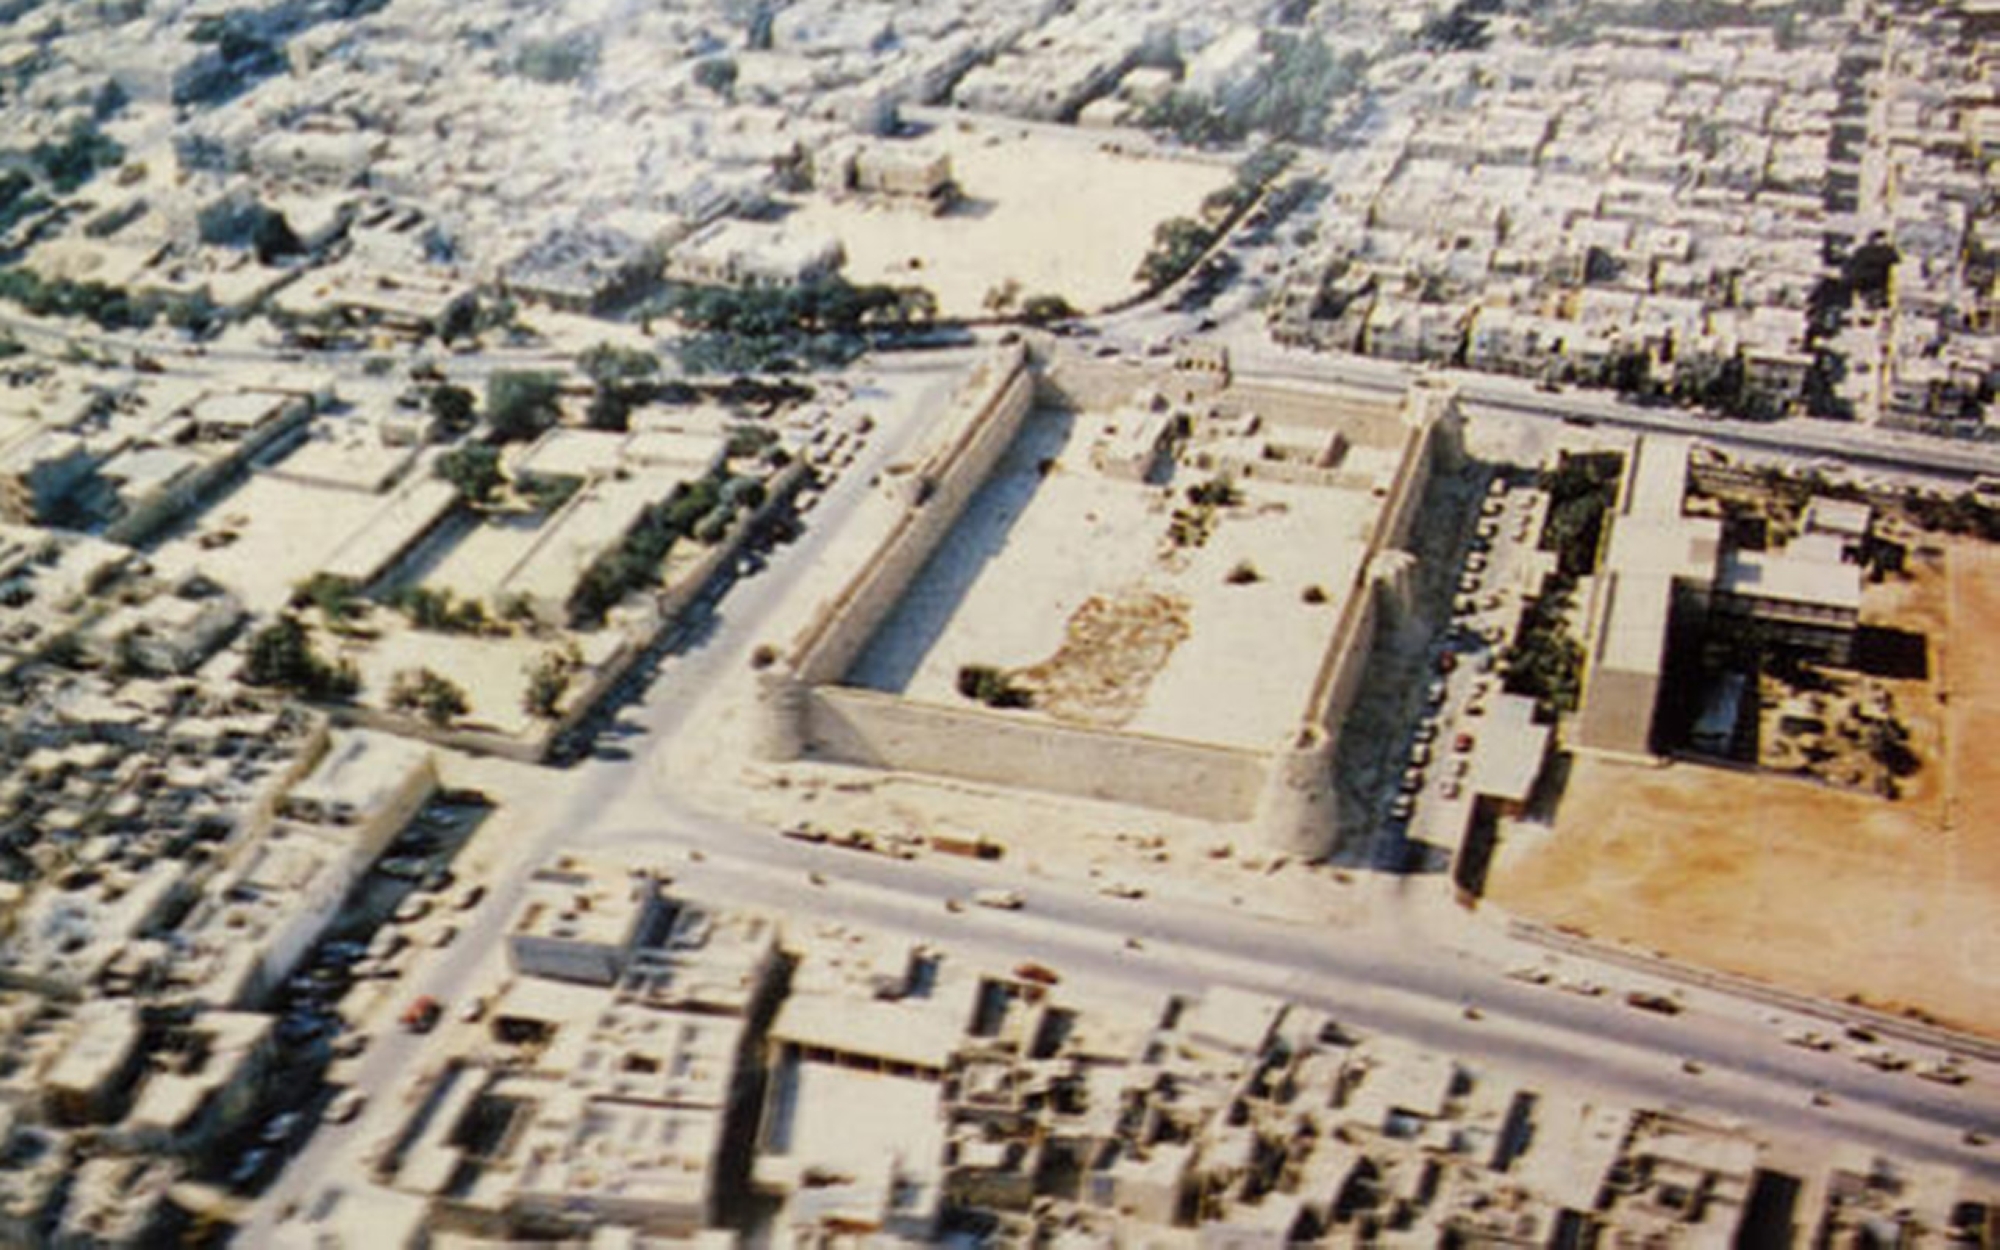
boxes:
[0,268,220,334]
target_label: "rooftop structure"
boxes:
[507,858,671,986]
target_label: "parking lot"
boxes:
[1380,472,1553,867]
[208,793,490,1196]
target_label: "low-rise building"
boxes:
[667,218,846,291]
[507,858,669,986]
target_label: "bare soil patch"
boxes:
[1489,537,2000,1036]
[1014,589,1191,729]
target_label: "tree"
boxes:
[523,647,579,719]
[1020,294,1077,325]
[982,279,1022,316]
[436,292,479,344]
[428,383,477,433]
[578,342,659,387]
[485,370,562,442]
[389,667,469,727]
[436,444,503,505]
[292,573,363,622]
[391,585,486,633]
[243,616,356,700]
[693,56,739,99]
[1135,218,1215,290]
[955,664,1033,709]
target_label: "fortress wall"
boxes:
[1034,354,1206,413]
[1217,380,1408,447]
[789,346,1035,687]
[804,687,1267,823]
[1294,390,1445,738]
[1256,388,1452,857]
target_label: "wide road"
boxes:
[245,324,2000,1241]
[18,297,1948,1238]
[271,331,2000,1236]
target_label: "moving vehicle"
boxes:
[972,887,1025,911]
[1624,990,1683,1016]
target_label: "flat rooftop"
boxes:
[846,405,1387,752]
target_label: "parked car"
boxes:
[401,996,442,1033]
[326,1089,366,1124]
[972,888,1025,910]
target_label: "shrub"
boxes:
[956,664,1033,709]
[389,667,469,726]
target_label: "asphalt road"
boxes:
[252,322,2000,1241]
[17,300,1978,1237]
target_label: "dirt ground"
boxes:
[783,118,1232,318]
[1488,536,2000,1036]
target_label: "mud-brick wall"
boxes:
[791,348,1037,687]
[804,686,1268,823]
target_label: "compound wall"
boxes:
[804,686,1266,823]
[759,346,1457,858]
[790,345,1036,687]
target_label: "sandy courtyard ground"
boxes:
[784,118,1233,318]
[153,474,394,613]
[330,628,557,739]
[845,407,1378,751]
[1488,538,2000,1035]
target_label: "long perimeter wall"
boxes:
[790,345,1037,687]
[804,687,1267,823]
[758,345,1457,857]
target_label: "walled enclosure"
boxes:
[755,343,1459,857]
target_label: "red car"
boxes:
[1014,962,1061,987]
[1436,653,1457,674]
[400,996,441,1033]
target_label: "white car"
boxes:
[972,888,1025,910]
[326,1089,366,1124]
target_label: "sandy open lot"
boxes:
[1488,538,2000,1035]
[329,626,618,740]
[846,407,1378,752]
[153,474,391,613]
[784,118,1233,318]
[420,510,550,604]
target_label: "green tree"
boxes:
[392,585,486,633]
[1019,294,1077,325]
[485,370,562,442]
[578,341,660,387]
[291,573,363,622]
[436,444,504,505]
[243,616,356,700]
[693,56,739,99]
[523,647,579,719]
[1135,218,1215,289]
[388,667,469,727]
[428,383,477,433]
